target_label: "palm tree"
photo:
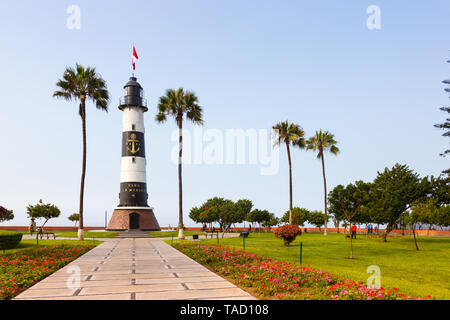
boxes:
[306,130,339,236]
[156,88,203,239]
[272,121,306,224]
[53,64,109,240]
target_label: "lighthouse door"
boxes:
[129,212,140,230]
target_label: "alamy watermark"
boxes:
[66,5,81,30]
[366,265,381,289]
[366,5,381,30]
[170,127,280,175]
[66,265,81,290]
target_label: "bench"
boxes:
[239,231,249,238]
[206,232,218,239]
[39,232,56,240]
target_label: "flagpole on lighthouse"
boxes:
[132,43,139,78]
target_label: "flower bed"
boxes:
[172,243,430,300]
[0,244,96,300]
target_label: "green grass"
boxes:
[149,230,206,238]
[54,231,119,238]
[196,232,450,300]
[0,239,103,256]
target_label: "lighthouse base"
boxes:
[107,207,161,231]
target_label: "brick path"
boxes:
[13,238,256,300]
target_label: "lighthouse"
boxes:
[107,76,160,231]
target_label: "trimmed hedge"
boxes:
[0,231,23,250]
[274,224,302,246]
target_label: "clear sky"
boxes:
[0,0,449,228]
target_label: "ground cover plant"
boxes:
[190,232,449,299]
[172,242,431,300]
[0,242,97,299]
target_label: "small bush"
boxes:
[0,231,23,250]
[274,224,302,246]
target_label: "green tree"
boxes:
[434,105,450,158]
[246,210,259,228]
[366,164,426,242]
[272,121,306,224]
[0,206,14,223]
[68,213,80,226]
[235,199,253,226]
[328,181,370,259]
[435,205,450,229]
[247,209,272,231]
[219,201,244,227]
[306,130,339,236]
[202,197,229,225]
[156,88,203,239]
[436,61,450,175]
[262,213,280,229]
[429,175,450,207]
[236,199,253,217]
[188,206,202,224]
[280,207,309,226]
[189,198,223,226]
[307,210,325,231]
[407,198,438,250]
[26,200,61,229]
[53,64,109,240]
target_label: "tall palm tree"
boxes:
[306,130,339,236]
[273,121,305,224]
[53,64,109,240]
[156,88,203,239]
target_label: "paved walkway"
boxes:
[14,238,256,300]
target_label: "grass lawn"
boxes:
[0,239,102,256]
[54,231,119,239]
[149,230,206,238]
[197,232,450,300]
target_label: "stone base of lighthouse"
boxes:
[107,207,160,231]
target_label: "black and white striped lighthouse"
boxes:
[107,76,160,231]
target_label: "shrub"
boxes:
[0,231,23,250]
[274,224,302,246]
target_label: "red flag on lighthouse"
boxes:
[132,45,139,70]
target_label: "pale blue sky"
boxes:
[0,0,449,227]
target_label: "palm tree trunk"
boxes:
[178,119,184,239]
[78,101,86,241]
[320,151,328,236]
[286,141,293,225]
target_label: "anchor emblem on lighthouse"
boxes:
[127,133,141,154]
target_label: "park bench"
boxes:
[39,232,56,240]
[205,232,217,239]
